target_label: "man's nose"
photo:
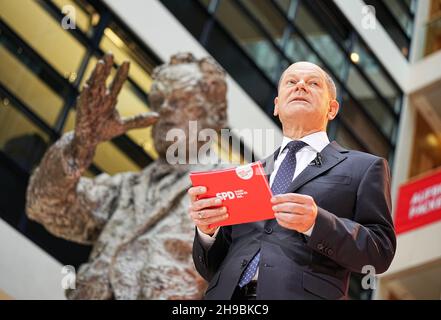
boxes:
[295,80,307,91]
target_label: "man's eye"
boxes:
[287,80,296,85]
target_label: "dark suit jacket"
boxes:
[193,141,396,300]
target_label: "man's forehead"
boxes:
[284,62,326,79]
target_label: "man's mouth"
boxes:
[289,96,310,103]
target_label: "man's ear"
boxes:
[273,97,279,116]
[327,99,339,121]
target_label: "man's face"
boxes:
[148,64,209,158]
[274,62,338,134]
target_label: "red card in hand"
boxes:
[190,161,274,228]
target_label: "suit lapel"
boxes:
[260,147,281,182]
[285,141,348,193]
[256,141,348,230]
[266,141,348,229]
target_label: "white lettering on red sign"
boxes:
[409,182,441,219]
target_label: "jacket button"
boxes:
[317,243,324,250]
[241,259,248,267]
[264,227,273,234]
[198,255,203,262]
[327,249,334,256]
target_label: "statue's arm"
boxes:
[25,53,158,245]
[26,131,124,244]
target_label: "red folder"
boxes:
[190,161,274,228]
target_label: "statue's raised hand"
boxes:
[73,53,159,150]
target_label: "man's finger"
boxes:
[275,217,292,230]
[271,193,312,204]
[121,112,160,131]
[109,61,130,100]
[196,213,229,226]
[188,186,207,203]
[275,212,303,224]
[191,206,227,220]
[191,197,222,211]
[272,202,307,215]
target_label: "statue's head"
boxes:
[149,53,228,160]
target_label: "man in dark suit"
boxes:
[187,61,396,300]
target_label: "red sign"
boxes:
[395,169,441,234]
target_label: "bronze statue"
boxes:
[26,52,228,299]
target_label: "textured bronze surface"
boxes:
[26,52,227,299]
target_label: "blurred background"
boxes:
[0,0,440,300]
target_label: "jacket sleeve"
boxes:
[193,225,232,282]
[307,157,396,274]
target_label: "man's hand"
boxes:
[271,193,317,233]
[73,53,159,152]
[187,186,229,236]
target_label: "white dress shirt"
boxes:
[197,131,330,250]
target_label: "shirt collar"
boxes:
[279,131,330,156]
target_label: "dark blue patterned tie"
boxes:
[238,140,308,288]
[271,140,308,195]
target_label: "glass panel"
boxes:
[346,65,395,138]
[415,0,441,59]
[340,92,390,158]
[0,0,86,79]
[303,0,352,46]
[284,33,322,66]
[409,112,441,178]
[79,57,158,160]
[63,110,141,174]
[351,41,400,110]
[424,15,441,57]
[0,44,63,126]
[294,2,347,81]
[240,0,286,41]
[199,0,212,9]
[160,0,278,111]
[79,56,99,88]
[274,0,292,14]
[117,80,158,160]
[50,0,98,35]
[383,0,413,36]
[215,0,288,82]
[99,24,155,94]
[0,98,50,171]
[363,0,410,57]
[334,124,364,152]
[403,0,416,13]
